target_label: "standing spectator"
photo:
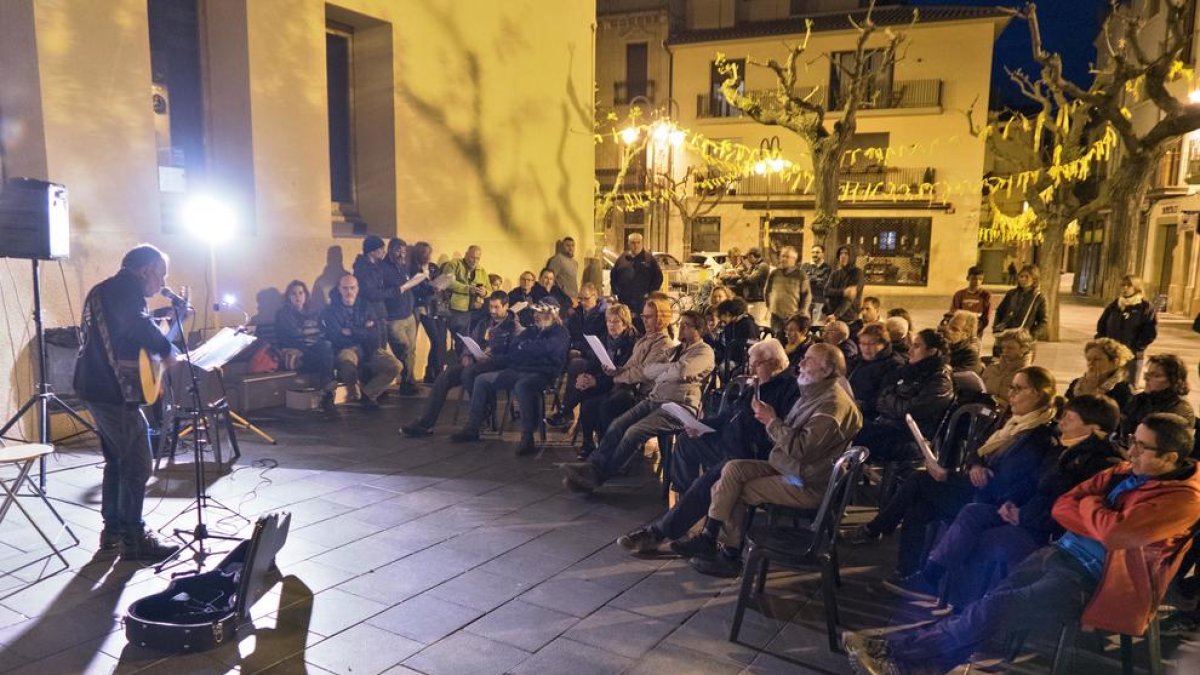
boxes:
[610,232,663,316]
[741,247,771,326]
[442,245,489,353]
[276,280,337,413]
[982,329,1033,406]
[802,244,833,318]
[824,245,864,324]
[352,235,390,345]
[1121,354,1196,439]
[1065,338,1134,411]
[764,245,811,337]
[409,241,444,383]
[716,247,746,290]
[993,264,1047,341]
[381,238,419,395]
[939,309,984,374]
[1005,260,1018,284]
[950,266,991,336]
[531,267,572,312]
[321,274,400,409]
[1096,274,1157,387]
[545,237,579,297]
[508,270,538,327]
[850,322,904,420]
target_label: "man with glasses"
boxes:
[508,270,538,326]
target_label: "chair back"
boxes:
[936,402,999,473]
[809,445,869,552]
[716,375,753,417]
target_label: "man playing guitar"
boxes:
[74,244,181,561]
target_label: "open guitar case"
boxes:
[125,512,291,653]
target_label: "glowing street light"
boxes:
[1190,89,1200,104]
[619,126,641,145]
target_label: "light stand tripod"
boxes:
[0,259,98,490]
[154,299,246,575]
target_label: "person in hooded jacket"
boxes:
[848,322,904,420]
[353,235,391,345]
[1121,354,1196,440]
[824,245,865,324]
[450,298,570,455]
[1096,274,1157,388]
[853,328,955,463]
[321,274,400,408]
[846,412,1200,675]
[380,238,419,395]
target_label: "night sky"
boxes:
[908,0,1111,109]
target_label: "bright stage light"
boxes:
[182,195,237,245]
[222,293,236,306]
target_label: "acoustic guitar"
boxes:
[139,287,189,405]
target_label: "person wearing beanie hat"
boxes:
[353,234,392,352]
[381,238,420,395]
[362,235,385,256]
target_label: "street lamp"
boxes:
[619,96,683,254]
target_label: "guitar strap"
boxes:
[83,286,144,404]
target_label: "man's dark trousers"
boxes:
[464,369,550,437]
[588,399,681,482]
[88,401,153,539]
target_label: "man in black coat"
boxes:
[611,232,663,315]
[321,274,400,408]
[74,244,180,561]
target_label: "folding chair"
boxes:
[0,443,80,571]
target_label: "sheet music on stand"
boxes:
[188,328,259,371]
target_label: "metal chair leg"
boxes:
[1050,622,1076,674]
[821,553,842,653]
[1147,615,1163,675]
[1120,633,1133,675]
[729,547,760,642]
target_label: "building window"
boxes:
[620,42,649,103]
[829,50,894,109]
[767,218,805,263]
[789,0,820,15]
[148,0,205,230]
[839,217,931,286]
[690,216,721,253]
[701,59,744,118]
[326,22,355,208]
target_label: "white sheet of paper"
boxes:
[509,301,529,314]
[905,413,938,465]
[400,271,428,293]
[189,327,258,371]
[431,274,454,291]
[584,334,616,371]
[661,402,715,435]
[457,333,486,360]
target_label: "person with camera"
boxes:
[441,245,489,355]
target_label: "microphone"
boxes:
[161,287,190,308]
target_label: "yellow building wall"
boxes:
[0,0,596,428]
[666,18,1000,298]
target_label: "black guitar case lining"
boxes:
[125,512,291,653]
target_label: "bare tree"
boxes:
[653,165,731,257]
[1019,0,1200,299]
[714,0,912,247]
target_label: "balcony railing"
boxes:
[613,80,656,106]
[704,166,937,197]
[830,79,943,110]
[696,93,742,119]
[595,167,644,193]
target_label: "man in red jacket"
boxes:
[844,412,1200,674]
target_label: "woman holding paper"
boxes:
[846,367,1059,583]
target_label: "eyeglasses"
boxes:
[1130,438,1159,452]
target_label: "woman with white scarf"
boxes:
[846,367,1060,582]
[1065,337,1134,411]
[1096,274,1157,387]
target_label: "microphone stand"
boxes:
[154,297,243,575]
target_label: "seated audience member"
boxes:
[1066,337,1134,411]
[782,313,815,368]
[508,271,538,326]
[703,285,736,316]
[849,296,882,337]
[321,274,401,409]
[885,314,912,359]
[853,328,954,463]
[276,280,337,413]
[885,394,1124,606]
[546,303,637,436]
[715,297,759,377]
[821,319,859,366]
[576,298,673,456]
[565,282,607,353]
[670,344,863,577]
[531,267,572,313]
[950,265,991,336]
[559,310,714,493]
[1121,353,1196,440]
[401,291,519,437]
[847,367,1059,580]
[488,273,504,292]
[846,412,1200,674]
[450,299,570,455]
[381,238,420,395]
[849,322,904,420]
[668,338,800,493]
[940,309,984,374]
[981,328,1033,406]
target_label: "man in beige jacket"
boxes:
[561,310,715,494]
[673,343,863,577]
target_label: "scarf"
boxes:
[1117,292,1144,310]
[1059,432,1094,449]
[1073,369,1125,397]
[976,406,1057,457]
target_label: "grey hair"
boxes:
[748,337,788,372]
[885,316,909,338]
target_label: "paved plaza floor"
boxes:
[0,297,1198,674]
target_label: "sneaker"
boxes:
[450,429,480,443]
[398,381,420,396]
[400,424,433,438]
[360,395,381,410]
[515,435,537,456]
[121,530,181,563]
[882,572,939,602]
[99,529,121,552]
[689,550,743,578]
[576,441,596,460]
[842,524,882,545]
[669,534,717,561]
[560,463,600,494]
[320,391,337,414]
[617,527,663,554]
[544,412,570,430]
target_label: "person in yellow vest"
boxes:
[441,245,489,356]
